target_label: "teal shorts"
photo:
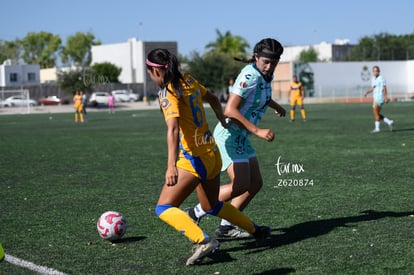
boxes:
[213,123,256,172]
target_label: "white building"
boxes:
[91,38,177,85]
[0,61,40,87]
[281,40,353,62]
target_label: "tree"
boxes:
[205,29,250,58]
[61,32,101,68]
[350,32,414,61]
[21,31,61,68]
[91,62,122,83]
[57,69,91,95]
[187,51,243,92]
[298,47,318,62]
[0,39,21,64]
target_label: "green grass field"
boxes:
[0,102,413,275]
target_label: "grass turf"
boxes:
[0,102,413,274]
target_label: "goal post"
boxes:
[0,89,33,114]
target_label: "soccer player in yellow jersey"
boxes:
[146,48,270,265]
[288,75,307,122]
[73,90,84,123]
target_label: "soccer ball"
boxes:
[97,211,127,241]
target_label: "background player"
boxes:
[364,65,394,133]
[288,75,307,122]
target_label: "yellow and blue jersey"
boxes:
[159,73,216,157]
[290,81,303,98]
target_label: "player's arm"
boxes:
[364,87,374,97]
[300,83,305,98]
[268,99,286,117]
[225,94,274,142]
[164,117,179,186]
[383,85,389,103]
[202,89,226,127]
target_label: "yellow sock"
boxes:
[217,202,256,233]
[290,109,295,120]
[0,243,4,261]
[159,207,206,244]
[301,109,307,119]
[80,113,85,122]
[75,113,78,123]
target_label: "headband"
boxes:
[257,51,280,60]
[146,58,168,68]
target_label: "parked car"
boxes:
[112,90,141,102]
[112,90,131,102]
[1,96,38,107]
[38,95,70,106]
[89,92,109,107]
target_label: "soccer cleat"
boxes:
[388,120,394,132]
[370,129,380,134]
[252,225,271,244]
[186,238,219,265]
[184,207,201,225]
[214,225,251,239]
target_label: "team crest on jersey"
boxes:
[239,81,248,88]
[186,76,195,85]
[160,98,170,109]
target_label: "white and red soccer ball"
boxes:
[97,211,127,241]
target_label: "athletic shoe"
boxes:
[184,207,201,225]
[186,238,219,265]
[388,120,394,132]
[214,225,251,239]
[252,225,271,243]
[370,129,380,134]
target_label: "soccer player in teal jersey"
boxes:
[186,38,286,238]
[364,66,394,133]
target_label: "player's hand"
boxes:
[219,116,228,128]
[165,166,178,186]
[274,106,286,117]
[255,128,275,142]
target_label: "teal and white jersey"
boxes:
[372,75,386,103]
[225,63,272,137]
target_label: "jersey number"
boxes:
[189,94,203,127]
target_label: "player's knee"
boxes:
[229,179,250,197]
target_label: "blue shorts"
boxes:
[213,123,256,172]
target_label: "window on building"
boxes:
[9,73,18,82]
[28,73,36,82]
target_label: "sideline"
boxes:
[4,254,68,275]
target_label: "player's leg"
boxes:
[290,98,296,122]
[197,174,268,241]
[229,157,263,210]
[378,107,394,131]
[156,168,208,244]
[371,103,381,133]
[297,97,307,121]
[156,169,219,266]
[79,107,85,122]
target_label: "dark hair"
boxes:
[235,38,284,63]
[146,48,184,97]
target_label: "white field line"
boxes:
[4,254,68,275]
